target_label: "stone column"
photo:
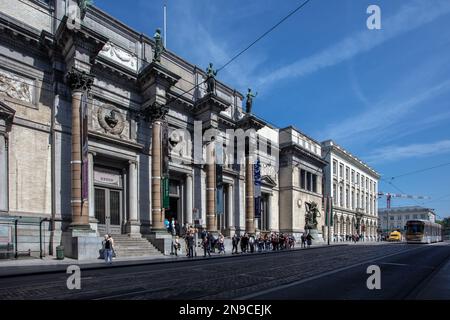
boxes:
[127,160,140,236]
[70,88,88,227]
[66,69,93,229]
[185,174,193,225]
[245,155,255,234]
[206,142,216,232]
[0,129,7,212]
[227,184,233,230]
[267,193,272,231]
[151,119,164,231]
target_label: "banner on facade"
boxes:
[254,158,262,218]
[161,121,169,177]
[162,177,170,209]
[324,196,333,226]
[216,142,224,215]
[80,93,89,202]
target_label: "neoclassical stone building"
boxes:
[0,1,381,259]
[279,127,327,241]
[0,0,284,259]
[322,140,380,241]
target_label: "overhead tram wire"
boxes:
[379,177,429,208]
[11,0,315,110]
[388,161,450,181]
[216,0,312,72]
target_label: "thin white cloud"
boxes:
[381,110,450,144]
[321,79,450,143]
[365,140,450,164]
[256,0,450,89]
[166,2,266,91]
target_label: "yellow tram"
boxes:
[405,220,442,244]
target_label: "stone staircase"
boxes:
[112,234,164,258]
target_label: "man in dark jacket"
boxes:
[187,233,195,258]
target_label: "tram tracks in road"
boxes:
[0,244,424,300]
[400,246,450,300]
[80,245,421,300]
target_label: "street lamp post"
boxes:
[355,208,364,239]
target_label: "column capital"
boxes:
[66,67,94,92]
[128,159,138,166]
[143,102,169,122]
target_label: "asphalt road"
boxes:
[0,243,448,300]
[243,242,450,300]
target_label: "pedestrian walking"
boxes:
[102,234,114,264]
[202,233,211,257]
[218,233,225,254]
[306,233,313,248]
[187,232,195,258]
[300,234,306,248]
[232,234,240,254]
[173,236,181,256]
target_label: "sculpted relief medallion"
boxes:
[98,104,125,135]
[99,42,138,72]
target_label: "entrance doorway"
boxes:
[164,179,181,234]
[94,166,123,235]
[165,197,179,221]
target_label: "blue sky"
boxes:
[94,0,450,218]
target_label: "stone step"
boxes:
[110,235,164,256]
[114,249,160,257]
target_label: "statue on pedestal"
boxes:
[245,88,257,114]
[206,63,217,94]
[78,0,93,20]
[153,28,165,63]
[305,201,321,230]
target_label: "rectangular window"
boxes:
[390,216,394,221]
[339,186,343,207]
[351,170,355,183]
[312,175,317,193]
[345,167,349,181]
[405,215,410,220]
[333,184,337,204]
[339,165,344,179]
[333,160,337,176]
[413,214,418,219]
[306,172,312,191]
[357,173,360,185]
[300,169,306,189]
[351,191,355,209]
[345,188,349,208]
[267,140,272,156]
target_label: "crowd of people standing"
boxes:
[171,225,318,257]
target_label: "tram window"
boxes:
[407,223,424,233]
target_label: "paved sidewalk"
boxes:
[0,241,385,278]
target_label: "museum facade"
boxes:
[0,0,379,259]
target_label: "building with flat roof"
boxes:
[322,140,380,241]
[378,206,436,232]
